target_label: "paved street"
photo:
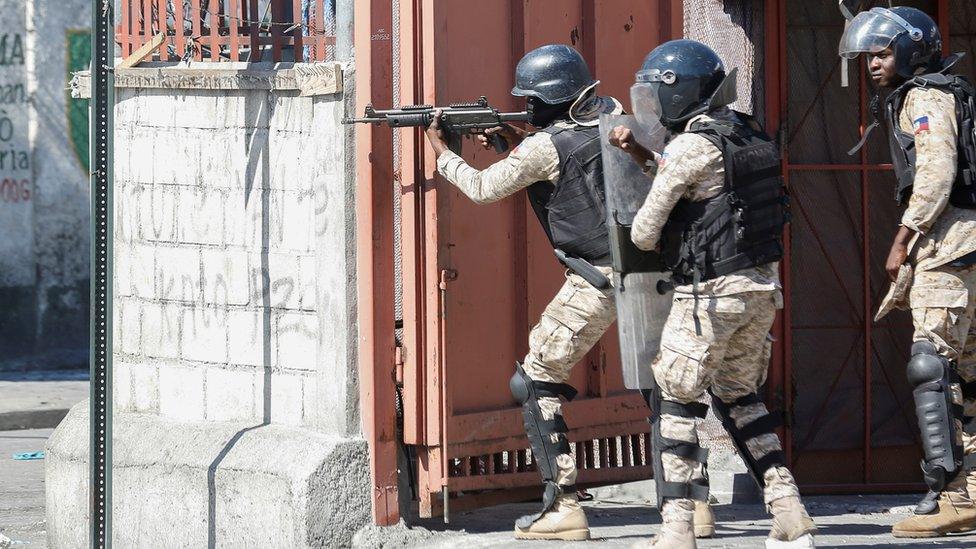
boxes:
[0,371,88,431]
[357,495,976,548]
[0,429,51,548]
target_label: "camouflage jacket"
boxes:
[898,86,976,273]
[631,114,781,298]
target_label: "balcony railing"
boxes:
[116,0,337,63]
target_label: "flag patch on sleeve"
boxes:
[658,152,669,167]
[914,116,930,135]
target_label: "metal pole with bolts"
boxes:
[90,0,114,546]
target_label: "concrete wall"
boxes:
[48,63,370,547]
[0,0,90,371]
[110,80,352,430]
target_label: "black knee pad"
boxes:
[709,392,785,489]
[907,341,964,513]
[644,388,710,508]
[510,363,579,528]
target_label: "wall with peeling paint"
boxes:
[0,0,90,371]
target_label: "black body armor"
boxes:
[660,113,789,285]
[527,123,611,265]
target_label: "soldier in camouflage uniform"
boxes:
[611,40,816,548]
[841,5,976,538]
[424,43,717,542]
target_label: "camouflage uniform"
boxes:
[876,87,976,456]
[436,120,617,487]
[631,114,800,524]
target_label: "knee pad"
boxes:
[710,392,785,489]
[510,363,578,527]
[645,388,710,508]
[906,341,963,511]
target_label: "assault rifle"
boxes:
[343,96,529,154]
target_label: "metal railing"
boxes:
[116,0,336,63]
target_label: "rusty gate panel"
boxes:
[394,0,682,518]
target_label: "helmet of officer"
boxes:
[629,39,738,132]
[839,6,942,78]
[511,44,596,104]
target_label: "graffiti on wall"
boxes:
[0,32,29,204]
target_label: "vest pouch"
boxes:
[609,220,663,274]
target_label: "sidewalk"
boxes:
[0,370,88,431]
[0,429,51,548]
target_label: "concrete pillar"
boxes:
[47,62,371,547]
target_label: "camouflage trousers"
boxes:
[652,290,800,524]
[908,263,976,466]
[522,268,617,486]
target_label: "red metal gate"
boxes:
[766,0,969,492]
[391,0,683,520]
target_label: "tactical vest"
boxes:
[660,114,789,285]
[885,72,976,208]
[526,123,611,265]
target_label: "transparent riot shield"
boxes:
[599,113,672,390]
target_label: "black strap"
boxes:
[737,413,782,441]
[755,450,786,473]
[656,477,711,502]
[660,436,709,463]
[658,400,709,419]
[728,393,762,407]
[533,380,578,401]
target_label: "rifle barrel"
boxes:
[341,117,386,124]
[499,111,530,122]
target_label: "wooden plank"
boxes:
[271,0,283,62]
[174,0,185,59]
[314,0,326,59]
[448,465,653,493]
[449,393,648,444]
[120,0,131,57]
[228,0,240,61]
[292,0,303,61]
[209,0,220,60]
[191,0,203,60]
[119,32,166,69]
[249,0,260,61]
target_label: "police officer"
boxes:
[423,43,718,541]
[609,40,817,548]
[840,5,976,538]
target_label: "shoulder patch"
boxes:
[914,116,930,135]
[658,151,669,167]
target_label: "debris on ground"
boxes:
[352,520,462,548]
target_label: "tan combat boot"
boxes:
[630,521,696,549]
[766,496,816,548]
[513,494,590,541]
[693,500,715,538]
[892,474,976,538]
[959,469,976,533]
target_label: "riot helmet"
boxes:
[512,44,596,105]
[629,40,738,131]
[839,6,942,79]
